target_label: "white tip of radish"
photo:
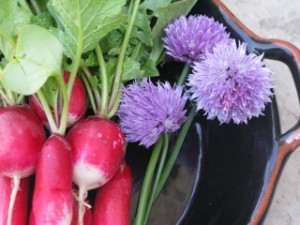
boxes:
[67,113,78,126]
[73,161,109,190]
[37,200,72,225]
[57,204,72,225]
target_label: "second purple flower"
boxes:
[117,79,188,148]
[187,41,273,124]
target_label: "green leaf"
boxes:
[150,0,198,64]
[140,0,172,11]
[142,58,159,77]
[2,25,63,95]
[41,76,59,107]
[100,29,123,55]
[122,57,144,82]
[0,0,31,59]
[80,52,98,67]
[133,11,152,46]
[47,0,127,59]
[30,12,55,29]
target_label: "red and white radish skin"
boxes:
[30,134,73,225]
[0,176,29,225]
[29,71,87,127]
[29,95,48,123]
[63,71,87,126]
[67,116,125,225]
[93,163,133,225]
[0,104,46,225]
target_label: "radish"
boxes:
[29,71,87,127]
[93,163,133,225]
[0,104,46,225]
[0,176,29,225]
[29,95,48,123]
[30,133,73,225]
[63,71,87,126]
[67,116,125,225]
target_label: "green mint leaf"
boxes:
[2,25,63,95]
[47,0,127,59]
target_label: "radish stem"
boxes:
[29,0,41,14]
[7,176,20,225]
[80,73,97,113]
[37,90,58,133]
[108,0,140,113]
[66,5,83,100]
[17,0,33,15]
[106,91,121,118]
[0,29,16,49]
[56,74,68,135]
[95,45,109,116]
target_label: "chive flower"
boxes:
[187,41,273,124]
[117,79,188,148]
[163,15,230,64]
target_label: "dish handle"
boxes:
[212,0,300,224]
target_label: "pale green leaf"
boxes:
[47,0,127,59]
[140,0,172,11]
[0,0,31,59]
[2,25,63,95]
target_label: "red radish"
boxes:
[29,71,87,127]
[29,95,48,123]
[30,134,73,225]
[67,116,125,225]
[0,104,45,225]
[93,163,133,225]
[0,176,29,225]
[63,71,87,126]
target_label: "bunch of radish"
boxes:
[0,66,132,225]
[0,19,133,225]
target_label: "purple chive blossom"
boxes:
[187,41,273,124]
[117,79,188,148]
[163,15,230,64]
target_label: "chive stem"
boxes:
[142,133,169,225]
[134,137,164,225]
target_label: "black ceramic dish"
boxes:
[126,1,300,225]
